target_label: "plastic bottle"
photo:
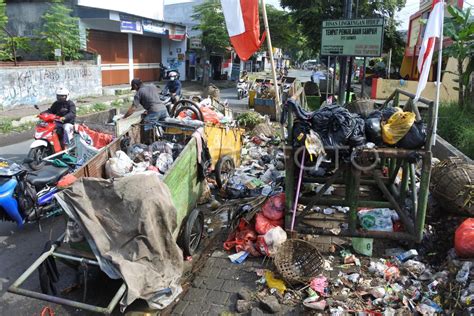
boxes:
[395,249,418,262]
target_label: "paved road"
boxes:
[0,140,33,163]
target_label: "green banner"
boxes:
[321,18,384,57]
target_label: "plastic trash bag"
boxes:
[263,226,287,256]
[382,111,416,145]
[365,111,383,146]
[455,218,474,258]
[261,193,285,220]
[358,208,399,232]
[105,151,134,178]
[396,120,427,149]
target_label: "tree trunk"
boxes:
[458,58,464,109]
[11,38,17,66]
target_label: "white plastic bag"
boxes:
[155,153,174,174]
[105,151,134,178]
[264,226,287,256]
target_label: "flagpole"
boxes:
[261,0,281,116]
[431,0,444,147]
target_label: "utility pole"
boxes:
[261,0,281,116]
[338,0,352,105]
[345,0,355,103]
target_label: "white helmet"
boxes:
[169,71,178,80]
[56,87,69,101]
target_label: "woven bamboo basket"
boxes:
[273,239,324,284]
[431,158,474,216]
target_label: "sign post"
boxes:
[321,18,384,57]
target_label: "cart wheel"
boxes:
[216,156,235,189]
[180,209,204,256]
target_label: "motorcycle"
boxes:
[236,79,249,100]
[160,92,181,114]
[27,106,66,170]
[160,64,180,80]
[0,158,69,228]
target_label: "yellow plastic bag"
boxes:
[264,270,286,294]
[381,111,416,145]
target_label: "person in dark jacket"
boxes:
[125,78,169,132]
[45,87,76,147]
[162,71,182,103]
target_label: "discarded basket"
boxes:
[273,239,324,284]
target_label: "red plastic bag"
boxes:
[223,219,261,256]
[255,212,284,235]
[261,193,285,221]
[76,125,113,149]
[455,218,474,258]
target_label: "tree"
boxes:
[192,0,229,86]
[192,0,229,54]
[280,0,406,56]
[0,0,30,65]
[41,0,81,64]
[444,5,473,109]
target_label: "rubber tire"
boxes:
[215,155,235,189]
[237,91,242,100]
[180,209,204,257]
[173,105,204,122]
[27,147,49,170]
[170,99,201,117]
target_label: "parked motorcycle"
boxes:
[236,79,249,100]
[27,106,65,170]
[0,158,68,228]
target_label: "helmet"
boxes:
[169,71,178,81]
[56,87,69,101]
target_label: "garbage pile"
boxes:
[224,122,284,199]
[176,97,233,126]
[286,100,427,151]
[105,139,183,178]
[229,234,473,315]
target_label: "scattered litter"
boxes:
[309,276,328,296]
[228,251,249,264]
[264,270,286,294]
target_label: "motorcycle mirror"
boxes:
[34,104,39,110]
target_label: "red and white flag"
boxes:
[414,0,444,101]
[220,0,266,61]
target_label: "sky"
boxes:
[164,0,472,31]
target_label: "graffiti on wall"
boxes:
[0,65,102,110]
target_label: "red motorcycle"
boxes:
[27,111,64,170]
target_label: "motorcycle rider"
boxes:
[44,87,75,148]
[125,78,169,131]
[162,71,182,104]
[240,70,249,82]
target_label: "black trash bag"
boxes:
[381,107,400,121]
[396,120,427,149]
[365,111,383,146]
[348,116,366,147]
[311,105,365,147]
[292,120,312,147]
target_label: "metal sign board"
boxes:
[142,19,167,34]
[120,20,143,34]
[321,18,384,57]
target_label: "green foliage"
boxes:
[0,0,30,64]
[41,0,81,63]
[236,112,264,129]
[437,102,474,158]
[192,0,229,53]
[92,103,107,112]
[0,117,13,134]
[444,5,473,108]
